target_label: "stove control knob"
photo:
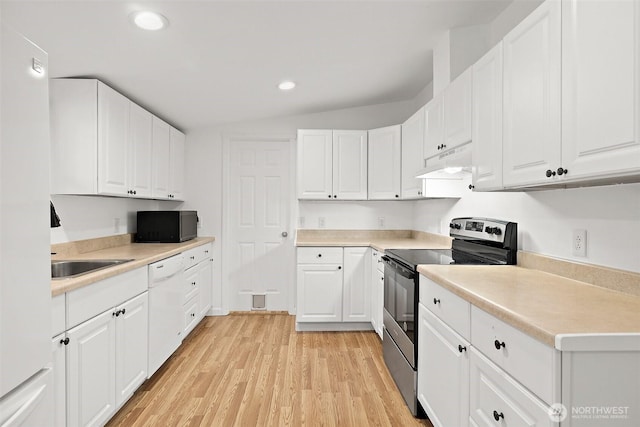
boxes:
[454,224,461,230]
[492,227,502,235]
[485,226,493,234]
[449,223,455,229]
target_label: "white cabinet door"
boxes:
[297,129,333,199]
[66,309,116,427]
[424,95,444,161]
[402,106,426,198]
[128,102,153,198]
[151,116,171,199]
[115,292,148,408]
[342,247,371,322]
[417,304,469,427]
[51,334,67,427]
[368,125,402,200]
[169,127,185,201]
[444,68,473,150]
[374,269,384,340]
[332,130,368,200]
[97,82,130,196]
[561,0,640,181]
[296,264,343,322]
[472,43,504,191]
[198,257,213,318]
[502,0,561,188]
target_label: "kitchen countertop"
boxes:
[51,237,215,296]
[295,229,452,251]
[417,264,640,350]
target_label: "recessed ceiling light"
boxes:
[131,11,169,31]
[278,81,296,91]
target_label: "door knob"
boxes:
[281,231,288,237]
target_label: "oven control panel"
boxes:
[449,217,517,248]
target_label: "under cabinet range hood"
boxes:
[414,142,472,197]
[416,141,473,179]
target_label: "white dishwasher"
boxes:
[148,254,185,377]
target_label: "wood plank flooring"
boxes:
[107,313,433,427]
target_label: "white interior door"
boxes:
[225,137,293,312]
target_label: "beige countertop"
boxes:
[51,237,215,296]
[417,264,640,349]
[295,229,452,251]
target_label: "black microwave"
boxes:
[136,211,198,243]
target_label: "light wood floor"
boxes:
[107,313,433,427]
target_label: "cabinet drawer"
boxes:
[183,296,199,336]
[52,294,66,337]
[471,306,556,404]
[297,247,343,264]
[184,268,200,302]
[184,244,210,269]
[469,348,553,427]
[421,275,470,341]
[67,267,148,329]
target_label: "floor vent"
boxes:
[252,294,266,311]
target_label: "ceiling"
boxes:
[2,1,512,131]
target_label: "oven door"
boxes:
[382,255,417,368]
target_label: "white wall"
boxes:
[298,201,413,230]
[412,183,640,273]
[50,194,177,243]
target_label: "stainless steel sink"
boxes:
[51,259,133,279]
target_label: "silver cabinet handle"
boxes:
[281,231,288,237]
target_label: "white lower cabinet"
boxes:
[296,247,371,328]
[418,303,469,427]
[182,243,214,336]
[52,333,67,427]
[115,293,149,407]
[66,292,148,427]
[343,247,371,322]
[66,308,117,427]
[370,249,384,340]
[469,347,553,427]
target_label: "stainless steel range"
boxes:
[381,217,518,417]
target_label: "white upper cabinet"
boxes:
[561,0,640,181]
[297,129,367,200]
[368,125,402,200]
[333,130,368,200]
[472,43,504,191]
[151,117,171,199]
[50,79,185,200]
[98,83,130,196]
[169,127,186,200]
[402,106,426,198]
[128,102,153,198]
[443,68,473,150]
[297,129,333,199]
[502,0,561,188]
[424,94,444,161]
[424,70,472,162]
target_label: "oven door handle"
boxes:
[381,255,414,280]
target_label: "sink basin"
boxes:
[51,259,133,279]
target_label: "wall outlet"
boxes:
[318,217,325,228]
[572,229,587,257]
[298,216,305,227]
[114,217,120,233]
[378,217,385,228]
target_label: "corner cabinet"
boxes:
[297,129,368,200]
[368,125,402,200]
[296,247,372,330]
[50,78,185,200]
